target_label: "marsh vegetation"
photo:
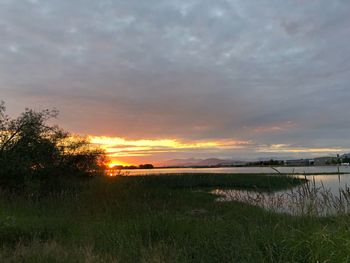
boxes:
[214,174,350,216]
[1,173,350,262]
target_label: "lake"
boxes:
[110,166,350,216]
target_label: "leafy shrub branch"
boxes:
[0,101,107,191]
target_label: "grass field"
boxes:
[0,173,350,262]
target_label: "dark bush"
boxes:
[0,101,106,191]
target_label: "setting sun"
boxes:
[108,161,130,168]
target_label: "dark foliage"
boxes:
[0,101,106,191]
[139,164,154,169]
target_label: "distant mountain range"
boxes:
[155,158,247,167]
[155,154,350,168]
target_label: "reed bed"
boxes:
[0,173,349,262]
[214,172,350,216]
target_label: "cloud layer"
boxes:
[1,0,350,161]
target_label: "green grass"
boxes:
[0,173,349,262]
[130,173,305,191]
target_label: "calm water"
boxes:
[120,166,350,176]
[213,174,350,216]
[112,166,350,216]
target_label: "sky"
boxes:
[1,0,350,165]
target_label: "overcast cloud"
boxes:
[1,0,350,160]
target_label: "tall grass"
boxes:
[214,173,350,217]
[0,173,349,262]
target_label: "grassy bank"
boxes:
[0,173,349,262]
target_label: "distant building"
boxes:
[342,153,350,158]
[314,157,337,166]
[284,159,313,166]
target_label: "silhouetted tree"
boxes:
[139,164,154,169]
[0,101,106,191]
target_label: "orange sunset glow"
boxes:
[108,161,131,168]
[89,135,252,165]
[88,135,350,167]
